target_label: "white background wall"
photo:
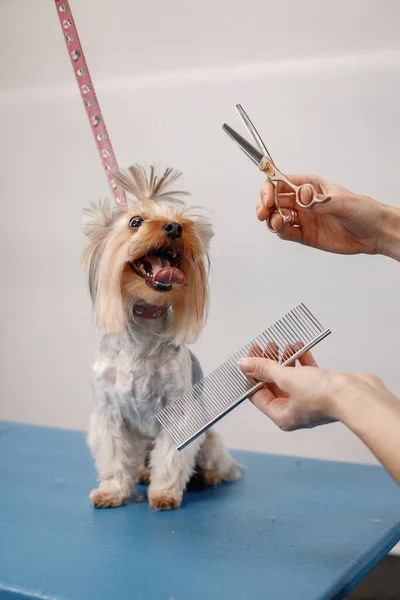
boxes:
[1,1,400,471]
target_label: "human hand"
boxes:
[256,174,384,255]
[239,349,351,431]
[240,348,400,484]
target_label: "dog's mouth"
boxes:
[129,249,184,292]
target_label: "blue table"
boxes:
[0,422,399,600]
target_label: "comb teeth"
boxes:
[155,303,331,450]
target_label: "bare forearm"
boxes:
[335,386,400,485]
[379,204,400,262]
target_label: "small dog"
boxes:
[82,165,241,510]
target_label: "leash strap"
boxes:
[54,1,127,210]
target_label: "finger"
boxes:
[298,350,318,367]
[257,181,275,220]
[251,388,291,424]
[285,174,325,194]
[259,180,275,205]
[262,342,285,397]
[259,174,327,217]
[274,220,305,244]
[251,385,276,404]
[266,380,287,399]
[268,203,311,235]
[239,357,290,390]
[267,193,299,214]
[263,340,279,362]
[282,343,301,366]
[287,174,335,214]
[298,185,314,207]
[262,177,309,196]
[244,344,266,387]
[250,385,277,413]
[258,178,296,218]
[298,185,332,209]
[261,194,316,222]
[307,193,352,217]
[257,190,296,221]
[248,343,264,358]
[281,343,318,369]
[249,344,280,395]
[294,177,353,218]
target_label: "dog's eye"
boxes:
[129,216,144,229]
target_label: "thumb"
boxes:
[239,357,288,386]
[298,186,347,217]
[298,185,330,210]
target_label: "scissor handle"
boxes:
[265,181,295,233]
[266,208,292,233]
[260,159,331,209]
[295,183,330,208]
[262,162,331,233]
[273,172,327,208]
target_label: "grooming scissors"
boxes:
[222,105,330,233]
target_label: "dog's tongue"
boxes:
[154,267,184,285]
[146,256,184,285]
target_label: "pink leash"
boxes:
[54,3,168,320]
[54,1,127,210]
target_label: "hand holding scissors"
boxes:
[223,105,331,233]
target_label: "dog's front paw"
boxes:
[148,488,182,511]
[136,467,151,485]
[201,468,223,487]
[199,462,243,486]
[222,462,244,482]
[89,488,127,509]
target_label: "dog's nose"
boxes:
[163,222,182,239]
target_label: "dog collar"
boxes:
[133,304,168,319]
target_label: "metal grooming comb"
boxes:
[155,303,331,450]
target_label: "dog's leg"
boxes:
[136,440,152,485]
[88,405,137,508]
[196,430,243,486]
[148,430,202,510]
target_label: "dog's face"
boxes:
[82,176,213,344]
[125,203,204,293]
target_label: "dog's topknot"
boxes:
[114,164,190,207]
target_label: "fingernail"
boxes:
[299,186,312,206]
[270,212,282,230]
[239,358,255,371]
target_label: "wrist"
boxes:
[319,373,357,422]
[330,374,398,433]
[377,203,400,261]
[326,373,377,426]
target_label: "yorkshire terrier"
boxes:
[82,165,241,510]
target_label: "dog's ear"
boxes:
[93,234,128,335]
[171,215,214,344]
[82,199,114,247]
[172,253,210,345]
[81,199,115,304]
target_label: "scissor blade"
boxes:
[222,124,263,166]
[235,104,272,160]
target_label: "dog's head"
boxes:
[82,165,213,344]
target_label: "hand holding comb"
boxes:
[156,303,331,450]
